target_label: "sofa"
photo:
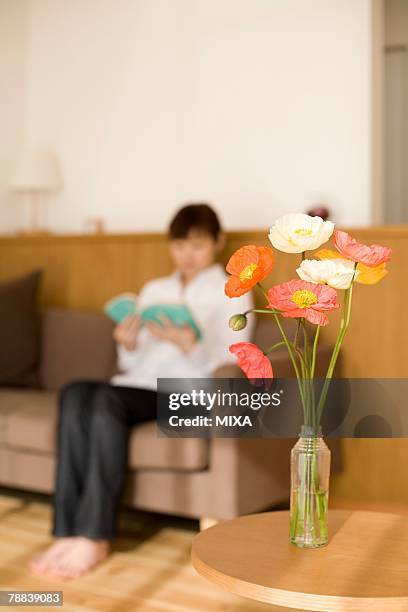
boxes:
[0,308,339,523]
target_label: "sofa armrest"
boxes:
[205,436,295,519]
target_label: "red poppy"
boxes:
[229,342,273,383]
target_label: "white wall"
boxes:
[2,0,376,233]
[0,0,27,230]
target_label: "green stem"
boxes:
[301,321,311,371]
[310,324,321,379]
[316,268,356,421]
[256,282,270,301]
[294,318,301,350]
[273,313,306,411]
[310,325,321,427]
[265,339,308,375]
[249,308,282,315]
[264,340,287,354]
[299,321,313,425]
[272,314,301,380]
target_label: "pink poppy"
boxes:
[333,230,392,267]
[267,279,340,326]
[229,342,273,382]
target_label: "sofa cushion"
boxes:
[39,309,118,391]
[0,270,42,388]
[0,389,209,472]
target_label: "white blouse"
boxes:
[110,262,255,390]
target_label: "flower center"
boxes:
[294,228,313,236]
[291,289,318,309]
[239,263,258,282]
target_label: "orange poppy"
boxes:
[225,245,275,297]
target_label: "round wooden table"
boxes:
[191,510,408,611]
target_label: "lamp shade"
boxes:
[10,148,62,192]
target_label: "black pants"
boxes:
[51,380,157,541]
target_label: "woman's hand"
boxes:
[113,314,141,351]
[146,315,197,353]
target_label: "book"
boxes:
[104,293,202,339]
[104,292,137,324]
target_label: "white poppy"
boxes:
[296,258,359,290]
[268,213,334,254]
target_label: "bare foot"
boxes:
[29,537,78,575]
[41,537,110,579]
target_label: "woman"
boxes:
[30,203,254,579]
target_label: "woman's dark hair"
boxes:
[168,203,222,240]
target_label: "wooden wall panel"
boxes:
[0,234,171,311]
[0,227,406,375]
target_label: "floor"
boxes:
[0,491,296,612]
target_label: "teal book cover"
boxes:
[104,293,202,339]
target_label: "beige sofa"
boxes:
[0,308,339,522]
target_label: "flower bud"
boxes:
[228,313,248,331]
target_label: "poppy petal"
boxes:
[226,245,260,276]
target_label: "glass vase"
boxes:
[289,425,331,548]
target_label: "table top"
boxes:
[191,510,408,611]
